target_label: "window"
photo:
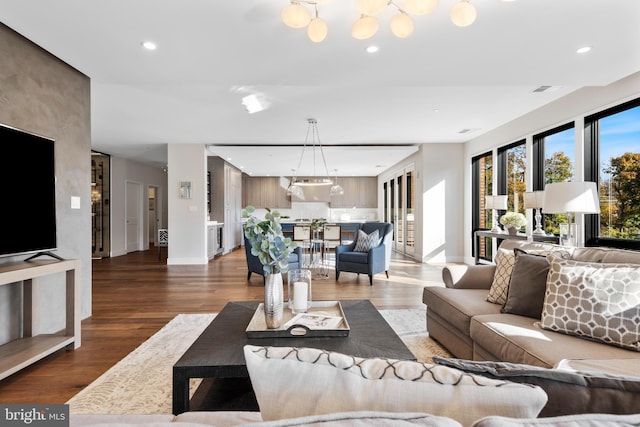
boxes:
[472,151,493,262]
[585,97,640,249]
[498,140,526,213]
[533,123,575,235]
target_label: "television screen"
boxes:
[0,123,57,258]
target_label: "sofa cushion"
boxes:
[432,357,640,417]
[469,313,640,369]
[243,345,547,427]
[175,411,263,426]
[501,250,549,319]
[470,413,640,427]
[353,228,380,252]
[423,288,502,337]
[239,411,463,427]
[541,256,640,352]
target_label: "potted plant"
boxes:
[242,206,297,328]
[499,211,527,235]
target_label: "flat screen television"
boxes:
[0,123,58,258]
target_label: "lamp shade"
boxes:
[403,0,438,15]
[523,191,545,209]
[281,3,311,28]
[450,0,477,27]
[390,12,414,38]
[494,195,508,210]
[484,195,494,209]
[543,181,600,214]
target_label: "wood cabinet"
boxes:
[0,259,80,380]
[330,177,377,208]
[243,176,291,208]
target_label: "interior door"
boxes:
[126,181,143,253]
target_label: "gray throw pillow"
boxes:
[353,229,380,252]
[501,249,550,319]
[433,357,640,418]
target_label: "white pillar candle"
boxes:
[293,281,308,311]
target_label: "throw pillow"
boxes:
[433,357,640,417]
[541,256,640,352]
[486,248,517,305]
[353,229,380,252]
[471,413,640,427]
[501,249,550,318]
[243,345,548,426]
[487,248,568,305]
[233,411,464,427]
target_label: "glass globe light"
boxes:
[403,0,438,15]
[390,12,414,38]
[355,0,388,15]
[352,15,379,40]
[450,0,477,27]
[281,3,312,29]
[307,17,328,42]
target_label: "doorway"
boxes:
[148,185,160,246]
[126,181,143,253]
[91,152,110,258]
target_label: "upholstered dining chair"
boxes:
[244,235,303,283]
[322,224,341,263]
[335,222,393,286]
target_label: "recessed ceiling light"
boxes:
[576,46,591,54]
[365,45,379,54]
[433,109,440,113]
[141,41,157,50]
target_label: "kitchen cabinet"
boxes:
[243,176,291,208]
[207,222,223,259]
[330,177,377,208]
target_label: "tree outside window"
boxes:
[542,127,575,235]
[599,106,640,240]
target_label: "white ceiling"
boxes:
[2,0,639,176]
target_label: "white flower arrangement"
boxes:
[499,211,526,228]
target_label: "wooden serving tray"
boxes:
[246,301,350,338]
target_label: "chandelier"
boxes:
[281,0,477,43]
[287,118,344,197]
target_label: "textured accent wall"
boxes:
[0,23,91,343]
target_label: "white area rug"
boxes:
[67,307,451,414]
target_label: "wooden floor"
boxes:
[0,246,444,404]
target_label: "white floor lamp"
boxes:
[542,181,600,247]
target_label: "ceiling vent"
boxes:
[532,85,553,93]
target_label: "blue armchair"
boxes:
[244,236,303,283]
[335,222,393,286]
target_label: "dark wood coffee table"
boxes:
[172,299,416,415]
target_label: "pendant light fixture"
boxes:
[288,118,344,197]
[281,0,477,42]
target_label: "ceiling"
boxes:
[2,0,639,176]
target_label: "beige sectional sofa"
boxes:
[423,239,640,376]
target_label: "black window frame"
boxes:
[472,150,493,262]
[584,97,640,250]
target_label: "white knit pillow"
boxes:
[243,345,548,426]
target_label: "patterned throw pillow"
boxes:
[243,345,548,425]
[487,248,516,304]
[541,256,640,351]
[487,248,569,305]
[353,229,380,252]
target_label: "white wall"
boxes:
[110,155,168,257]
[167,144,208,264]
[463,71,640,264]
[420,144,465,263]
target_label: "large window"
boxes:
[472,151,493,262]
[498,141,526,213]
[585,98,640,249]
[533,123,575,235]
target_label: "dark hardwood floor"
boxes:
[0,246,444,404]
